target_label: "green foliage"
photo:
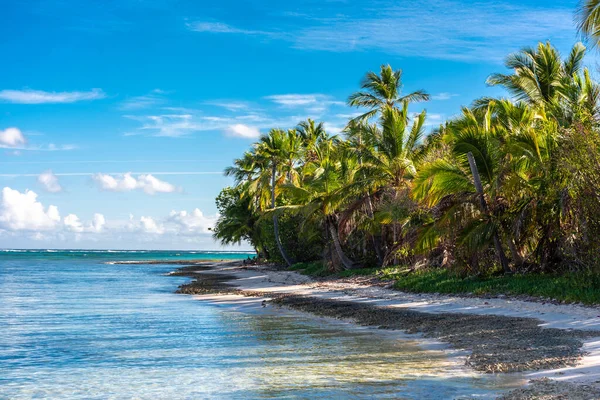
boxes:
[291,262,379,278]
[213,186,261,250]
[259,210,323,264]
[381,268,600,305]
[337,267,380,278]
[289,262,329,277]
[218,50,600,280]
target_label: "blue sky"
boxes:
[0,0,589,250]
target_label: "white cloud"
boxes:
[186,22,268,36]
[265,94,341,107]
[168,209,217,235]
[323,122,343,136]
[0,89,106,104]
[140,216,164,234]
[0,171,221,178]
[265,94,320,106]
[119,89,166,110]
[125,114,201,137]
[92,173,178,194]
[63,214,83,232]
[0,127,27,148]
[127,215,165,234]
[298,5,574,61]
[0,187,61,231]
[91,214,106,232]
[0,187,224,248]
[205,101,250,111]
[125,209,217,236]
[0,127,76,152]
[188,2,574,62]
[38,170,62,193]
[124,92,348,139]
[136,174,177,194]
[64,213,105,233]
[226,124,261,138]
[431,92,459,101]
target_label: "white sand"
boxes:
[186,262,600,388]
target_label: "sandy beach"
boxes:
[165,260,600,399]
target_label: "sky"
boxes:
[0,0,592,250]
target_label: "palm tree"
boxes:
[225,129,302,267]
[296,119,327,147]
[348,64,429,121]
[486,42,587,125]
[343,119,384,265]
[212,186,268,258]
[352,104,428,265]
[283,139,361,270]
[255,129,303,267]
[413,105,512,271]
[577,1,600,47]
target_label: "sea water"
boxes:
[0,250,522,399]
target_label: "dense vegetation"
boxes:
[214,5,600,295]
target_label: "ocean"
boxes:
[0,250,521,399]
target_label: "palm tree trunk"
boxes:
[365,194,384,266]
[327,216,359,270]
[271,163,294,267]
[507,238,524,268]
[467,152,511,274]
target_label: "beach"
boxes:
[170,260,600,399]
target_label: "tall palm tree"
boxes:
[343,119,384,265]
[353,104,428,265]
[348,64,429,121]
[256,129,303,267]
[225,129,302,267]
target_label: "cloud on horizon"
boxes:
[0,187,220,247]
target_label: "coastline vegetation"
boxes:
[213,3,600,304]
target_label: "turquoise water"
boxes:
[0,251,521,399]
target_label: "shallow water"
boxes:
[0,251,522,399]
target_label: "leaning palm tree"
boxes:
[348,64,429,121]
[413,105,513,272]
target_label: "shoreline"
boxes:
[165,260,600,398]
